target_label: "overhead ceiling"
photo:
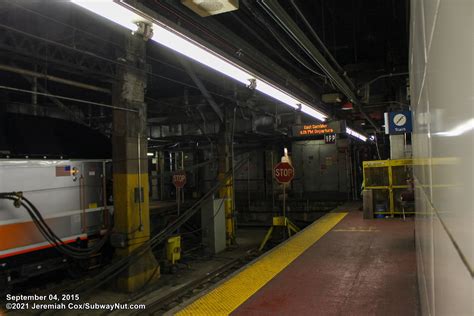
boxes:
[0,0,409,149]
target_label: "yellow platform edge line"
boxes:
[175,212,348,316]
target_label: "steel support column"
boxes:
[218,116,236,245]
[112,30,158,292]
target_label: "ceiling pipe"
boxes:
[364,72,409,87]
[361,72,408,103]
[257,1,354,97]
[0,64,111,94]
[22,76,88,125]
[240,0,327,79]
[287,0,355,89]
[257,0,379,131]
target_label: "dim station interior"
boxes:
[0,1,472,315]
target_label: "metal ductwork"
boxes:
[252,115,274,132]
[181,0,239,17]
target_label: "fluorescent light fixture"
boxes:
[152,24,253,85]
[254,80,298,109]
[147,153,154,157]
[71,0,147,31]
[71,0,328,121]
[346,127,367,142]
[300,104,327,121]
[436,118,474,137]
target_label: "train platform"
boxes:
[172,203,418,316]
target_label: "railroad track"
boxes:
[126,253,257,315]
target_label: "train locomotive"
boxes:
[0,159,113,290]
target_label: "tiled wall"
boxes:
[410,0,473,315]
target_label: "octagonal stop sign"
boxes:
[172,170,187,188]
[274,162,295,184]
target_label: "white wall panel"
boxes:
[416,186,435,316]
[433,216,472,315]
[422,0,440,54]
[411,0,474,315]
[426,0,473,265]
[411,0,427,106]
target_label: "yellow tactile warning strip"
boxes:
[176,212,348,316]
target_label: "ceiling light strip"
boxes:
[346,127,368,142]
[71,0,327,121]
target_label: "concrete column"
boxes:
[389,134,406,159]
[112,30,158,292]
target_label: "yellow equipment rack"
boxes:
[363,159,414,217]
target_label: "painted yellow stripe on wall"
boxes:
[176,212,348,316]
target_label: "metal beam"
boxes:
[0,64,111,93]
[24,78,87,125]
[0,23,117,79]
[178,57,224,122]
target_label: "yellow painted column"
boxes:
[218,123,235,246]
[112,26,158,292]
[113,171,157,292]
[388,163,394,217]
[219,176,235,245]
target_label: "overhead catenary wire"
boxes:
[258,0,350,95]
[257,0,379,131]
[240,0,327,79]
[0,85,137,113]
[287,0,348,78]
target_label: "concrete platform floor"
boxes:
[232,209,419,316]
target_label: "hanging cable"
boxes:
[69,158,247,293]
[0,192,110,259]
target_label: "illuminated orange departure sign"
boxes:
[297,124,334,136]
[291,121,346,138]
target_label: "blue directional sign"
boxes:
[385,111,413,134]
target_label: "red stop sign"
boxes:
[274,162,294,184]
[172,170,187,188]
